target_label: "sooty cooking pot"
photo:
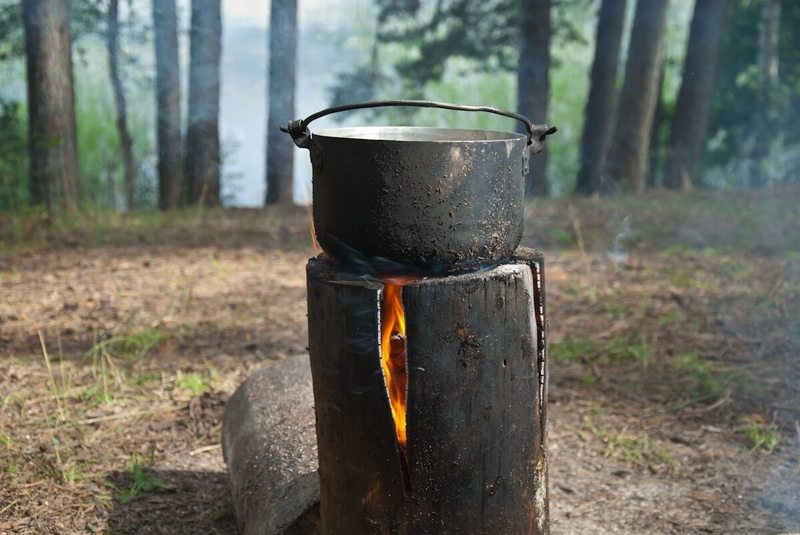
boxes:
[283,100,556,274]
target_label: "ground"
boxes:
[1,189,799,534]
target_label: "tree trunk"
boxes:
[186,0,222,206]
[22,0,79,216]
[749,0,781,188]
[574,0,627,196]
[664,0,728,191]
[107,0,136,211]
[647,58,666,189]
[152,0,183,210]
[605,0,670,194]
[266,0,297,206]
[517,0,550,198]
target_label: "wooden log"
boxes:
[516,247,550,533]
[306,254,548,534]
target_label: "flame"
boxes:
[380,279,410,451]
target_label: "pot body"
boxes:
[309,126,528,274]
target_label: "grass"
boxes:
[0,190,795,532]
[52,437,89,484]
[741,415,780,454]
[551,333,651,366]
[175,371,211,397]
[671,352,738,408]
[583,415,675,468]
[81,328,169,404]
[175,359,219,397]
[211,504,235,523]
[118,461,175,504]
[0,203,315,252]
[89,328,169,361]
[524,187,800,257]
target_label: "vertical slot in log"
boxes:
[306,254,549,534]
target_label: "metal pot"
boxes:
[283,100,556,274]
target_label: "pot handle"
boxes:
[280,99,557,152]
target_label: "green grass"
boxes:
[211,504,235,523]
[88,328,168,361]
[175,371,210,397]
[51,437,89,484]
[583,416,675,467]
[602,300,631,319]
[672,352,738,408]
[175,359,219,398]
[551,333,651,366]
[118,461,175,503]
[550,338,603,362]
[81,328,168,404]
[742,415,780,454]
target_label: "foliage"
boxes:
[374,0,517,95]
[0,1,23,61]
[0,0,106,63]
[330,0,594,103]
[329,0,595,194]
[0,99,28,209]
[0,0,155,214]
[706,0,800,186]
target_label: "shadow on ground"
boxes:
[107,469,236,535]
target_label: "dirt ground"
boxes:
[1,190,799,534]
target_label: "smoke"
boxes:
[218,0,375,206]
[607,215,631,268]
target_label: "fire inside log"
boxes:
[306,249,549,534]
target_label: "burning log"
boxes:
[306,249,548,534]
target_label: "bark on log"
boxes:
[306,253,548,534]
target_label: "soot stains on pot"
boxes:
[308,126,531,274]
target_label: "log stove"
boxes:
[286,100,555,535]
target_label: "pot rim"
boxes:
[312,125,527,144]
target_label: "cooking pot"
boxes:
[283,100,556,274]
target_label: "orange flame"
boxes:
[380,279,410,450]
